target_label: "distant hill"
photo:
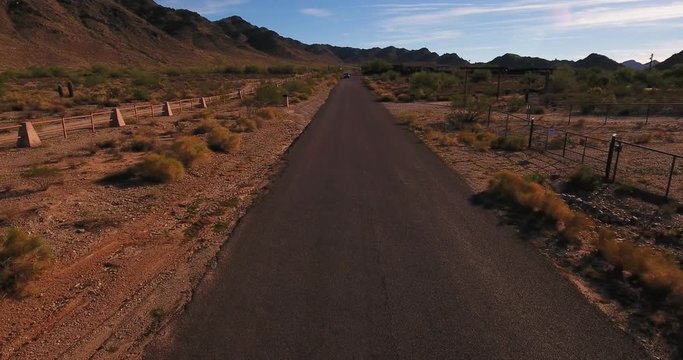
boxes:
[657,50,683,70]
[488,53,553,69]
[622,60,659,71]
[0,0,669,72]
[574,53,622,70]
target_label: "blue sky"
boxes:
[156,0,683,63]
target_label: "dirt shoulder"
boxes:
[0,82,335,359]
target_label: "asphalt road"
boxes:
[147,77,647,359]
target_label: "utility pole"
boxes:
[648,53,654,72]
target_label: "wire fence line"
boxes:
[481,106,683,202]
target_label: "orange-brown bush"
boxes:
[255,107,278,120]
[135,153,185,183]
[0,227,50,294]
[488,171,594,246]
[207,127,241,153]
[193,117,221,135]
[170,136,210,167]
[597,229,683,304]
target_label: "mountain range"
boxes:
[1,0,681,71]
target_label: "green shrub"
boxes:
[284,79,312,97]
[244,65,266,74]
[268,65,296,75]
[1,227,50,294]
[567,165,600,192]
[207,127,241,153]
[135,153,185,183]
[253,82,285,106]
[471,69,492,83]
[491,135,526,151]
[361,59,393,75]
[170,136,210,167]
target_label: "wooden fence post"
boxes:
[61,116,67,139]
[90,113,95,132]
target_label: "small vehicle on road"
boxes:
[343,73,351,79]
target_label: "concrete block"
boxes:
[201,97,208,109]
[163,102,174,116]
[110,108,126,127]
[17,122,41,148]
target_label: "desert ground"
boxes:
[0,76,336,359]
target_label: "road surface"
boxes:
[146,77,646,359]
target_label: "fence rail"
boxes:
[0,85,260,149]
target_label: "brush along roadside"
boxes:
[487,170,683,356]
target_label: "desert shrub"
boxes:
[524,172,547,184]
[193,118,221,135]
[130,71,160,88]
[96,139,118,149]
[127,134,159,152]
[447,99,487,130]
[135,153,184,183]
[506,96,526,112]
[546,136,566,150]
[130,88,151,101]
[222,65,243,74]
[531,107,545,115]
[397,93,412,103]
[255,107,278,120]
[491,135,526,151]
[284,79,312,97]
[361,59,393,75]
[378,93,396,102]
[597,229,683,304]
[458,127,498,151]
[207,127,241,153]
[0,78,5,97]
[378,70,400,82]
[244,65,266,74]
[0,227,50,294]
[21,166,63,191]
[488,171,594,246]
[614,181,637,196]
[470,69,492,83]
[233,117,259,133]
[629,133,653,144]
[573,118,586,128]
[253,82,285,106]
[170,136,210,167]
[438,134,458,146]
[268,65,296,75]
[567,165,600,192]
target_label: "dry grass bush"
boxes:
[491,135,526,151]
[1,227,50,294]
[438,134,459,147]
[424,128,441,141]
[629,133,653,144]
[207,127,241,153]
[127,133,159,152]
[573,118,586,128]
[193,117,221,135]
[597,229,683,304]
[134,153,185,183]
[567,165,601,192]
[255,107,278,120]
[488,171,594,246]
[21,166,63,191]
[459,126,498,151]
[170,136,210,167]
[236,117,259,133]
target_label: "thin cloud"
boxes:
[300,8,332,17]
